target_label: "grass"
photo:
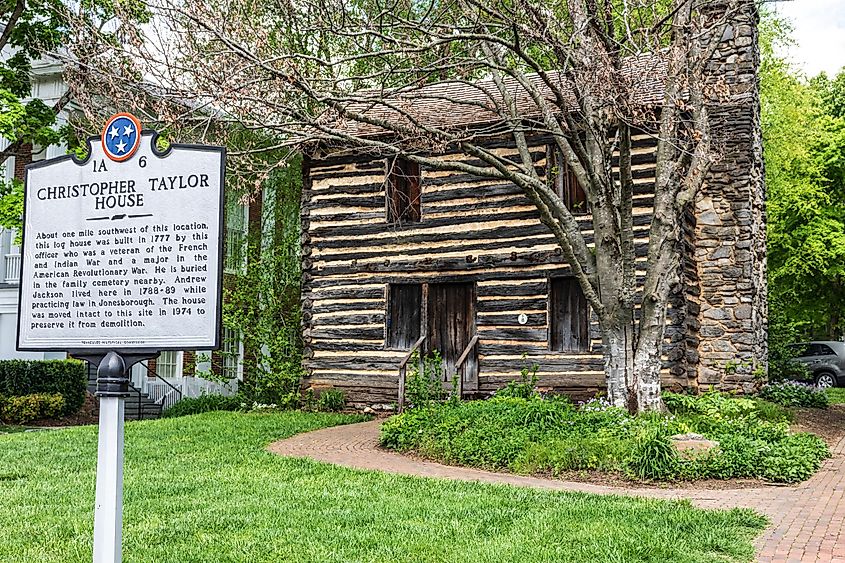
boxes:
[0,411,766,562]
[828,387,845,404]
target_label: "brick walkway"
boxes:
[269,420,845,563]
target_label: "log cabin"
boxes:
[299,3,767,409]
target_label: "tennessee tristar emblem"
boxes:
[101,112,142,162]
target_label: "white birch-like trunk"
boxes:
[602,313,635,410]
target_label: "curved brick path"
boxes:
[269,420,845,562]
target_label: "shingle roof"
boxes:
[329,52,668,137]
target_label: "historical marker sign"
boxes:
[17,122,225,352]
[16,114,227,563]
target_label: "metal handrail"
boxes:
[398,335,426,413]
[127,381,144,421]
[139,360,183,408]
[453,334,479,398]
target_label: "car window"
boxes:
[816,344,837,356]
[792,344,812,357]
[805,344,823,356]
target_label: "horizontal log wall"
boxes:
[301,137,695,406]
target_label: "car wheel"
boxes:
[815,372,837,389]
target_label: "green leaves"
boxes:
[762,10,845,338]
[0,178,23,236]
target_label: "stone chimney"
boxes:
[688,0,767,392]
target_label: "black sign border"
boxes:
[15,130,227,355]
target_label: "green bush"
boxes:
[162,394,242,418]
[404,350,447,407]
[380,389,830,484]
[0,393,66,424]
[0,360,86,415]
[495,361,539,399]
[316,389,345,412]
[625,432,679,481]
[246,363,302,407]
[759,381,829,408]
[761,433,829,482]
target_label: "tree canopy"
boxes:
[762,12,845,340]
[0,0,149,234]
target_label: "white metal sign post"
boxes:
[16,113,225,563]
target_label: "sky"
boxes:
[775,0,845,77]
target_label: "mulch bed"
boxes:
[790,405,845,446]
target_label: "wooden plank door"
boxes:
[426,282,477,388]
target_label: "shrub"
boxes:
[0,393,66,424]
[759,381,829,409]
[495,361,539,399]
[246,363,302,407]
[0,360,86,415]
[625,431,679,481]
[381,387,830,484]
[405,350,447,407]
[316,388,345,412]
[162,394,242,418]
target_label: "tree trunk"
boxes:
[633,321,668,413]
[602,311,634,409]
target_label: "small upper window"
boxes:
[547,145,587,215]
[386,157,421,223]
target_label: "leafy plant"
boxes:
[759,381,829,409]
[495,358,539,399]
[0,393,65,424]
[381,382,830,484]
[315,388,345,412]
[0,360,86,415]
[405,350,446,408]
[761,433,829,482]
[250,365,303,407]
[625,431,679,481]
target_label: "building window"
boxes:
[386,157,421,223]
[386,284,422,349]
[221,328,242,380]
[157,351,181,379]
[224,191,247,273]
[547,145,587,215]
[549,278,590,353]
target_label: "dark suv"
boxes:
[788,342,845,388]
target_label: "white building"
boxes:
[0,58,68,361]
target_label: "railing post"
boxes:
[397,335,426,413]
[454,334,479,398]
[398,366,406,413]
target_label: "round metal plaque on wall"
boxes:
[518,313,528,325]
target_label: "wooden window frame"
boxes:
[385,157,422,224]
[546,145,588,215]
[548,277,591,353]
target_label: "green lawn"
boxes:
[0,411,765,562]
[828,387,845,404]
